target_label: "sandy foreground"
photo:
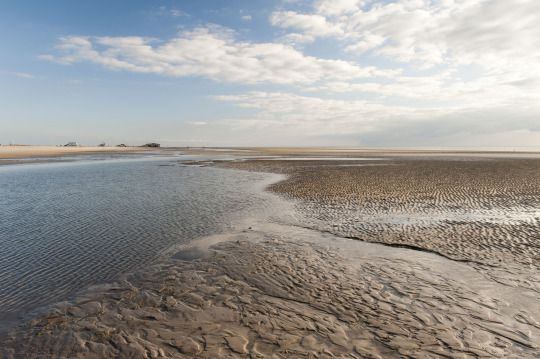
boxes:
[5,226,539,358]
[3,150,540,358]
[0,146,146,159]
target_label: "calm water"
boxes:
[0,155,277,333]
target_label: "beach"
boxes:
[216,156,540,268]
[4,0,540,356]
[2,149,540,358]
[0,146,147,164]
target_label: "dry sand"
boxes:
[0,146,146,159]
[3,150,540,358]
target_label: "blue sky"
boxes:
[1,0,539,147]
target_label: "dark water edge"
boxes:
[0,155,281,336]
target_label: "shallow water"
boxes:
[0,155,279,333]
[268,157,386,161]
[0,151,168,164]
[331,207,540,226]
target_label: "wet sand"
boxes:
[181,147,540,158]
[3,151,540,358]
[3,224,539,358]
[217,157,540,268]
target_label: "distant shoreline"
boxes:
[3,146,540,161]
[0,146,149,159]
[181,147,540,159]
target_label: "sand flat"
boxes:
[4,225,539,358]
[4,150,540,358]
[216,157,540,269]
[182,146,540,158]
[0,146,147,159]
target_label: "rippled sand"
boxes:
[3,154,540,358]
[218,158,540,268]
[4,224,539,358]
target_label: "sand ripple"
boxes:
[4,234,538,358]
[218,158,540,270]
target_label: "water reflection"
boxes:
[0,157,275,332]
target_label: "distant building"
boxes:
[64,142,80,147]
[142,143,160,148]
[117,144,127,147]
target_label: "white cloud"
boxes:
[13,72,35,79]
[1,70,36,79]
[344,32,385,53]
[308,70,538,109]
[280,32,316,45]
[271,11,344,38]
[315,0,363,16]
[216,91,540,146]
[44,26,382,85]
[241,15,252,21]
[272,0,540,74]
[268,0,540,118]
[216,91,423,136]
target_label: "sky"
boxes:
[1,0,539,147]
